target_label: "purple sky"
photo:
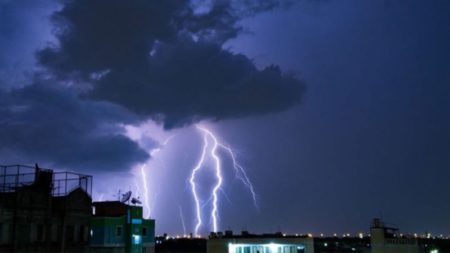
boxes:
[0,0,449,236]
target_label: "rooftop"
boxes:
[0,164,92,196]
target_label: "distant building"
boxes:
[90,201,155,253]
[0,164,92,252]
[155,236,206,253]
[207,231,314,253]
[370,218,421,253]
[314,236,370,253]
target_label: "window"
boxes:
[297,246,305,253]
[116,226,122,237]
[132,218,142,224]
[51,224,58,242]
[142,227,147,236]
[79,225,85,242]
[66,225,74,243]
[132,234,142,245]
[36,224,44,242]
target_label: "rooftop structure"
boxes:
[0,164,92,252]
[0,164,92,197]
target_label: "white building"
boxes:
[207,231,314,253]
[370,218,420,253]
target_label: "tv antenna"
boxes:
[131,197,142,205]
[121,191,132,203]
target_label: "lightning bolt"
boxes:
[218,144,258,209]
[197,126,223,233]
[189,131,209,236]
[139,135,174,218]
[189,125,257,234]
[178,205,187,235]
[140,164,151,218]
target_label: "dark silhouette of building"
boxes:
[314,236,370,253]
[155,236,206,253]
[0,164,92,252]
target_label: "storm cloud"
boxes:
[38,0,305,128]
[0,81,149,171]
[0,0,304,172]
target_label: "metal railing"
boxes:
[0,164,92,196]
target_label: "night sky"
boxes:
[1,0,449,236]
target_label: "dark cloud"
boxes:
[0,0,57,89]
[0,0,303,172]
[38,0,305,129]
[0,80,149,171]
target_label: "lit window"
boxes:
[132,234,142,245]
[132,218,142,224]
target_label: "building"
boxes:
[155,236,206,253]
[314,236,370,253]
[0,164,92,252]
[207,231,314,253]
[370,218,420,253]
[90,201,155,253]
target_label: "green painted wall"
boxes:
[91,205,155,253]
[91,216,127,246]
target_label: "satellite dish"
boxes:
[131,197,142,205]
[121,191,132,203]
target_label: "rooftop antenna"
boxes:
[121,190,132,203]
[114,190,122,201]
[131,197,142,205]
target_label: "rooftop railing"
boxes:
[0,164,92,197]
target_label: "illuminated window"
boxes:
[228,243,305,253]
[132,234,142,245]
[132,218,142,224]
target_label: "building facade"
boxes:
[370,218,420,253]
[207,232,314,253]
[91,201,155,253]
[0,164,92,252]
